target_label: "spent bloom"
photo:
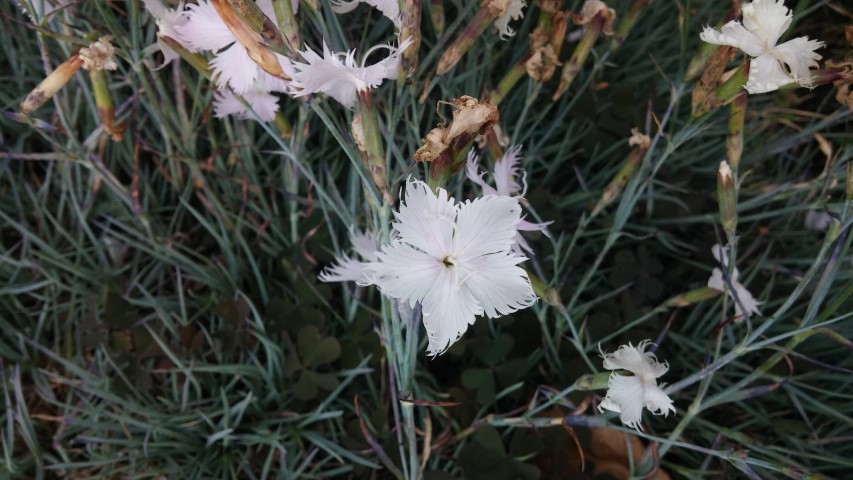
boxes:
[332,0,401,28]
[367,180,537,355]
[79,37,118,71]
[142,0,188,67]
[290,38,413,108]
[465,146,551,253]
[319,230,381,283]
[599,340,675,431]
[699,0,824,94]
[707,244,762,321]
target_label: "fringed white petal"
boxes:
[458,254,536,319]
[643,382,676,418]
[210,43,260,94]
[599,374,646,431]
[318,254,373,283]
[332,0,401,28]
[745,52,795,94]
[371,242,444,308]
[213,88,279,122]
[290,38,411,108]
[144,0,188,68]
[391,180,456,259]
[420,268,484,356]
[699,21,765,57]
[601,340,669,379]
[178,0,234,52]
[494,145,523,196]
[464,150,499,197]
[453,195,522,262]
[774,36,823,86]
[732,282,762,320]
[707,245,762,321]
[494,0,526,39]
[742,0,792,47]
[349,230,380,262]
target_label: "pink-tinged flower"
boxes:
[177,0,293,94]
[142,0,189,68]
[290,38,413,108]
[331,0,401,28]
[367,180,537,355]
[699,0,824,94]
[319,230,381,283]
[598,340,675,431]
[466,145,552,253]
[707,244,762,321]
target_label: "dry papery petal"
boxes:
[628,127,650,149]
[535,0,561,14]
[415,96,499,163]
[572,0,616,35]
[483,0,511,16]
[80,37,118,71]
[825,60,853,110]
[525,45,561,81]
[475,124,509,148]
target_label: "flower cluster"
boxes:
[142,0,408,121]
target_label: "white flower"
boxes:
[804,210,832,232]
[177,0,292,94]
[699,0,824,94]
[290,38,413,108]
[319,230,380,282]
[368,180,537,355]
[331,0,401,28]
[494,0,526,39]
[465,145,552,253]
[598,340,675,431]
[142,0,189,68]
[707,244,762,321]
[213,75,283,122]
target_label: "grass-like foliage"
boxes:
[1,0,851,478]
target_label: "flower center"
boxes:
[441,256,455,267]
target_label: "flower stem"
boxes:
[272,0,301,55]
[552,25,600,100]
[609,0,651,51]
[726,92,747,170]
[435,2,503,76]
[398,0,422,83]
[89,68,125,142]
[356,90,390,203]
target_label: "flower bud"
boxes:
[717,160,737,242]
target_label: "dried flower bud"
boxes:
[628,127,650,149]
[824,60,853,110]
[20,54,83,114]
[210,0,289,81]
[79,37,118,71]
[572,0,616,35]
[416,96,499,163]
